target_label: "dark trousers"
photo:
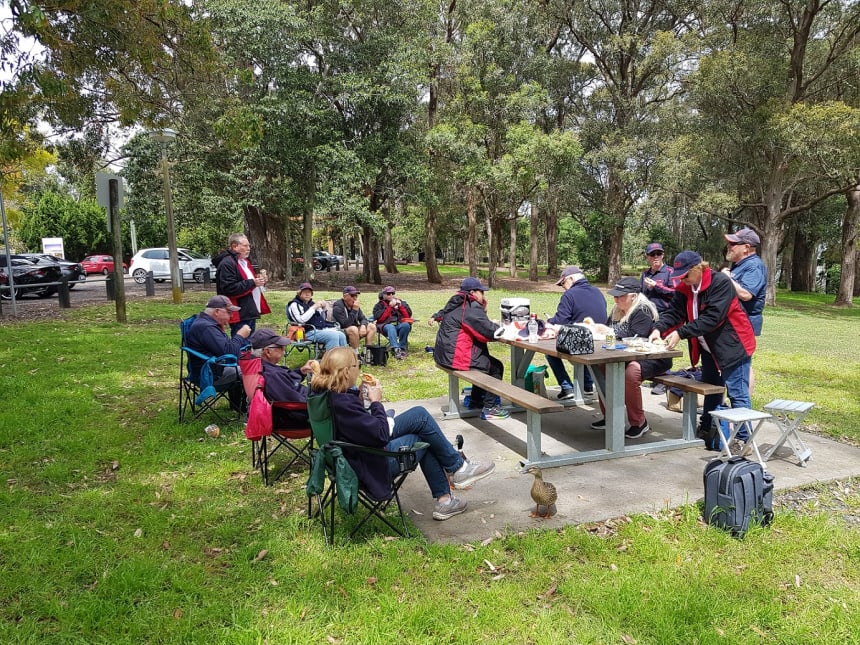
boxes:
[470,355,504,408]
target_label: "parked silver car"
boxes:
[129,248,216,284]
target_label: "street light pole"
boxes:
[150,128,182,304]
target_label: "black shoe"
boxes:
[590,418,605,430]
[583,386,595,396]
[625,421,650,439]
[557,388,577,401]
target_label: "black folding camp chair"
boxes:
[305,391,427,544]
[179,314,242,424]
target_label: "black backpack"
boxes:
[703,457,774,537]
[364,344,388,367]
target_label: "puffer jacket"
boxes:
[213,248,270,323]
[655,267,755,372]
[431,291,501,372]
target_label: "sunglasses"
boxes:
[727,241,747,247]
[646,252,664,257]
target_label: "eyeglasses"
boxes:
[646,252,664,257]
[728,241,747,247]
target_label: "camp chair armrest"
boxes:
[330,440,429,473]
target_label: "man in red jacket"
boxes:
[431,277,508,420]
[649,250,756,446]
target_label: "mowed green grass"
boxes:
[0,287,857,643]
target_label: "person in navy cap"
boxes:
[640,242,674,312]
[649,250,756,450]
[286,282,347,352]
[430,277,509,420]
[545,266,606,399]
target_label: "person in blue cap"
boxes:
[430,277,509,420]
[640,242,674,312]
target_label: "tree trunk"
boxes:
[545,193,559,278]
[244,205,289,282]
[834,175,859,306]
[529,201,539,282]
[466,187,477,276]
[383,202,398,275]
[790,225,816,292]
[487,215,502,288]
[508,212,517,278]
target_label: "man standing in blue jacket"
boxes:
[546,266,608,400]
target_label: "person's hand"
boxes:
[643,277,656,287]
[664,330,681,349]
[299,361,315,375]
[254,275,266,286]
[238,324,251,338]
[366,384,383,403]
[721,267,732,277]
[428,318,436,327]
[648,329,661,343]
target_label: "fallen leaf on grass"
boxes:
[133,528,142,538]
[367,577,377,586]
[173,608,183,619]
[621,634,637,644]
[483,559,496,572]
[254,549,268,562]
[542,582,558,599]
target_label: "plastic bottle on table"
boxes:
[604,328,615,350]
[528,314,539,343]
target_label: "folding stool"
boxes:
[761,399,814,467]
[709,407,772,464]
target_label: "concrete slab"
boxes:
[383,390,859,544]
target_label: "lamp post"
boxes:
[150,128,182,304]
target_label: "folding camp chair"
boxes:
[243,368,313,486]
[179,315,242,424]
[283,324,327,362]
[305,392,427,544]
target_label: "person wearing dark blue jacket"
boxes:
[185,295,252,411]
[546,267,608,399]
[310,347,495,521]
[286,283,347,352]
[640,242,675,312]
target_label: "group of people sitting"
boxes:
[184,228,765,520]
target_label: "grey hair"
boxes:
[228,232,247,248]
[204,307,220,316]
[610,293,658,324]
[567,272,585,285]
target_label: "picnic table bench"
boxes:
[439,366,565,463]
[652,374,725,441]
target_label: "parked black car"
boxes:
[0,255,63,300]
[20,253,87,288]
[312,250,342,272]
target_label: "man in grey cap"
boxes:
[546,267,607,399]
[249,328,315,427]
[332,285,376,350]
[722,227,767,394]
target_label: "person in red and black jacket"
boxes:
[649,250,756,444]
[430,277,508,420]
[372,286,413,359]
[213,233,270,336]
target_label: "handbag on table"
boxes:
[555,324,594,355]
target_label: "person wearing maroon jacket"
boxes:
[372,286,413,359]
[430,277,508,420]
[649,250,756,443]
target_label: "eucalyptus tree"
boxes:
[547,0,699,284]
[687,0,860,305]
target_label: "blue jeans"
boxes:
[306,327,348,351]
[699,350,752,439]
[383,323,411,350]
[546,355,593,391]
[230,319,256,336]
[386,406,464,498]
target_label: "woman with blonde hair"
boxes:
[591,277,672,439]
[310,347,495,521]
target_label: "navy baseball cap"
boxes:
[671,251,703,281]
[645,242,664,255]
[725,228,761,247]
[460,277,489,291]
[207,295,240,311]
[343,286,360,295]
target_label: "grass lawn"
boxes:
[1,284,858,643]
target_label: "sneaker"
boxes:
[432,495,467,520]
[557,388,577,401]
[450,458,496,489]
[583,386,595,396]
[481,406,510,421]
[625,421,650,439]
[590,418,605,430]
[394,348,405,360]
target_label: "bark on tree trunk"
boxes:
[790,225,816,292]
[244,205,290,282]
[466,188,477,276]
[508,212,517,278]
[383,202,398,275]
[545,193,559,278]
[529,201,539,282]
[834,176,859,306]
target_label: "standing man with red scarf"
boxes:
[649,251,756,447]
[213,233,270,336]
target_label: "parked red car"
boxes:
[80,254,128,275]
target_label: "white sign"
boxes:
[42,237,64,258]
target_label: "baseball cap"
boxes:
[343,286,360,296]
[460,277,489,291]
[645,242,664,255]
[250,328,290,349]
[207,295,240,311]
[382,286,396,294]
[724,227,761,247]
[555,266,582,286]
[607,276,642,297]
[671,251,703,281]
[297,282,313,292]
